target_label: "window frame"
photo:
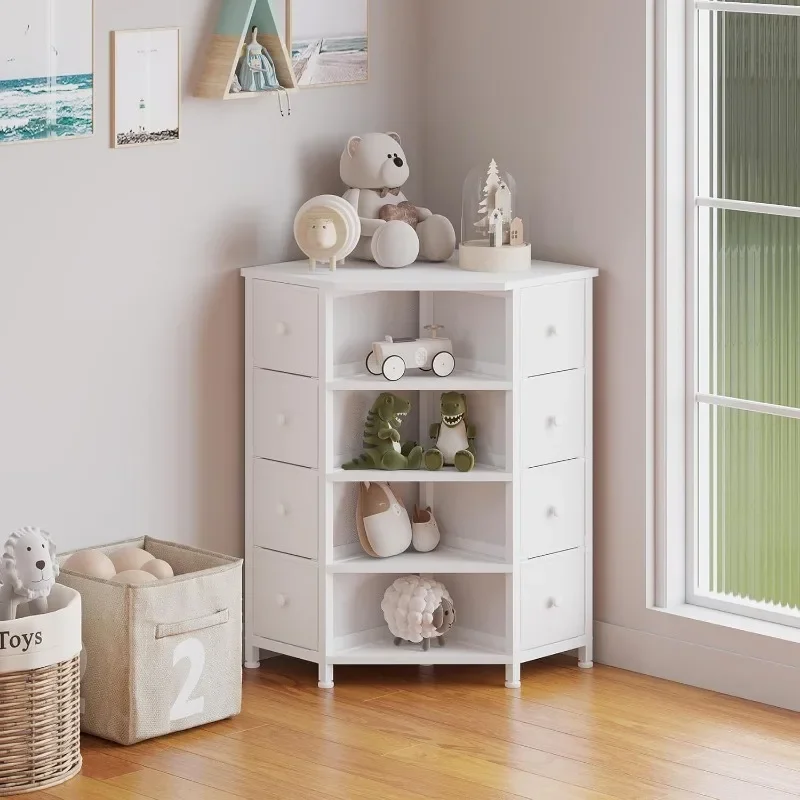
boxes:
[658,0,800,626]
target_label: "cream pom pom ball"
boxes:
[62,549,116,580]
[109,547,155,574]
[110,570,157,586]
[141,559,174,580]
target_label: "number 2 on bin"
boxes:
[170,638,206,721]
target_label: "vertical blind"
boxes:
[707,3,800,609]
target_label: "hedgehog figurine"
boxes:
[381,575,455,651]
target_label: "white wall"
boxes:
[0,0,424,556]
[424,0,650,634]
[422,0,800,709]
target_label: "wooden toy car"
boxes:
[366,325,456,381]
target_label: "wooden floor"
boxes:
[15,656,800,800]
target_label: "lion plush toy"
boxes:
[0,527,59,621]
[341,132,456,269]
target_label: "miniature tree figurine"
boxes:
[489,209,504,248]
[475,158,502,233]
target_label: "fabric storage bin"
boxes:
[58,537,242,745]
[0,585,82,796]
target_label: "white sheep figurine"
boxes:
[381,575,456,651]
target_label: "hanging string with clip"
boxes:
[275,86,291,118]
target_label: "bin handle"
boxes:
[155,609,230,640]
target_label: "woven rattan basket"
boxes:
[0,585,82,796]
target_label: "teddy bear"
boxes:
[340,132,456,269]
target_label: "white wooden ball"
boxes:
[141,559,174,580]
[62,549,117,580]
[109,547,155,574]
[110,570,158,586]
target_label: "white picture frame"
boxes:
[0,0,94,146]
[286,0,369,88]
[111,28,181,149]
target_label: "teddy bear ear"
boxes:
[387,132,402,145]
[346,136,362,158]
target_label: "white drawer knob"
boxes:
[547,506,559,519]
[276,593,288,608]
[546,325,558,338]
[548,597,562,609]
[276,503,287,516]
[548,416,563,428]
[275,322,288,336]
[276,413,287,427]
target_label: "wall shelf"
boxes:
[196,0,297,100]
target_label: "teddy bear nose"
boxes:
[393,156,404,168]
[35,560,45,570]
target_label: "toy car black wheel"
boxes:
[432,351,455,377]
[382,355,406,381]
[366,351,382,376]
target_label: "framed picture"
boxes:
[111,28,180,148]
[0,0,94,145]
[287,0,368,88]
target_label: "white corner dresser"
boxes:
[241,258,598,688]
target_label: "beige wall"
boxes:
[423,0,651,631]
[422,1,800,707]
[0,0,424,555]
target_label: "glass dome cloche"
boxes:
[459,159,531,273]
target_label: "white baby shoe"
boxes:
[412,506,441,553]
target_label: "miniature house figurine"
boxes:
[510,217,524,245]
[460,158,532,273]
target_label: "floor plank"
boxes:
[4,657,800,800]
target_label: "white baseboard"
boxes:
[595,621,800,712]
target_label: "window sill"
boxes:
[650,603,800,645]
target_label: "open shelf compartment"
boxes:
[331,290,509,386]
[330,477,510,572]
[330,572,509,665]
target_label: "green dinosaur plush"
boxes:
[424,392,476,472]
[342,393,424,470]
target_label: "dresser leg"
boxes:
[578,644,594,670]
[505,663,521,689]
[318,663,334,689]
[244,646,261,670]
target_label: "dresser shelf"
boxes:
[327,466,512,483]
[242,258,598,688]
[329,545,511,574]
[331,631,508,665]
[328,370,512,392]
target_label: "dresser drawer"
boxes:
[521,281,585,377]
[253,281,318,378]
[522,370,585,468]
[521,548,585,650]
[253,459,318,560]
[252,549,318,651]
[522,459,585,559]
[253,370,318,469]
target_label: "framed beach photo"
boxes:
[0,0,94,145]
[287,0,368,88]
[111,28,180,148]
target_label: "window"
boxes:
[687,0,800,625]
